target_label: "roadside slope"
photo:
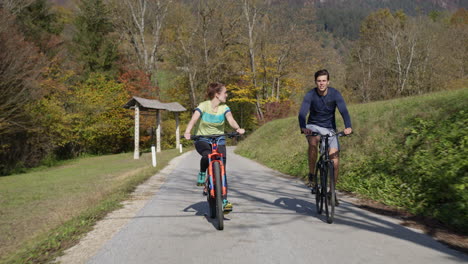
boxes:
[235,88,468,234]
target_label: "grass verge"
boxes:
[0,149,182,264]
[235,88,467,233]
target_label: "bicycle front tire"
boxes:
[321,165,328,219]
[213,162,224,230]
[327,162,335,224]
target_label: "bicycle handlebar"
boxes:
[181,132,241,141]
[308,131,351,137]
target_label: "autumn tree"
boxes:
[0,0,35,14]
[0,9,46,173]
[0,9,44,136]
[347,9,421,101]
[16,0,64,53]
[241,0,264,120]
[110,0,173,98]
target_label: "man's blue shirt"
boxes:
[298,87,352,130]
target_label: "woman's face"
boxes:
[216,86,228,103]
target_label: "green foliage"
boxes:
[71,0,118,76]
[236,89,468,232]
[16,0,64,52]
[66,73,133,154]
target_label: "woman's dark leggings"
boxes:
[194,141,227,172]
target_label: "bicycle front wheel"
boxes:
[327,162,335,224]
[213,162,224,230]
[315,166,322,214]
[321,165,328,219]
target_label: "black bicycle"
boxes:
[184,132,239,230]
[308,131,348,224]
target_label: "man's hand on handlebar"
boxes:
[301,128,313,135]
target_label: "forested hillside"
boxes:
[314,0,467,39]
[0,0,466,175]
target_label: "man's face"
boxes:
[315,75,329,93]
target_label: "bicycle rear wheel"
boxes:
[213,162,224,230]
[327,162,335,224]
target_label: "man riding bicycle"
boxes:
[298,69,352,199]
[184,82,245,213]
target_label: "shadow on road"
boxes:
[183,201,231,230]
[166,153,466,260]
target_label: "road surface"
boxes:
[59,147,467,264]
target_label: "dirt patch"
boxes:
[340,191,468,255]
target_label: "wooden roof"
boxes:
[123,96,186,112]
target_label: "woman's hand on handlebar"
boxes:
[184,132,191,140]
[236,128,245,135]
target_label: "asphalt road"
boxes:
[86,147,467,264]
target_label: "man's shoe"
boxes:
[307,173,317,194]
[197,172,206,186]
[223,199,233,213]
[310,186,317,194]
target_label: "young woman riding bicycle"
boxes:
[184,82,245,213]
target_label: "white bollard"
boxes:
[151,145,157,167]
[179,143,183,153]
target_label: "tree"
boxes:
[0,0,35,14]
[71,0,119,76]
[66,74,132,154]
[242,0,264,120]
[16,0,64,53]
[347,9,420,100]
[0,9,47,173]
[110,0,173,97]
[0,9,44,136]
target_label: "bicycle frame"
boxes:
[314,133,333,176]
[308,130,347,223]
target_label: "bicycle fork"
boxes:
[207,159,227,198]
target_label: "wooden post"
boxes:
[175,112,180,149]
[134,104,140,159]
[156,109,161,152]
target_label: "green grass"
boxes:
[236,88,468,232]
[0,149,183,264]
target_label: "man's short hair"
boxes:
[314,69,330,81]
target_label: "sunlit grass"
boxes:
[235,88,468,231]
[236,89,468,179]
[0,150,182,263]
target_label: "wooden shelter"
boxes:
[124,96,186,159]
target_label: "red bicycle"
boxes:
[186,132,239,230]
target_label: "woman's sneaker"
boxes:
[223,199,233,213]
[197,172,206,186]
